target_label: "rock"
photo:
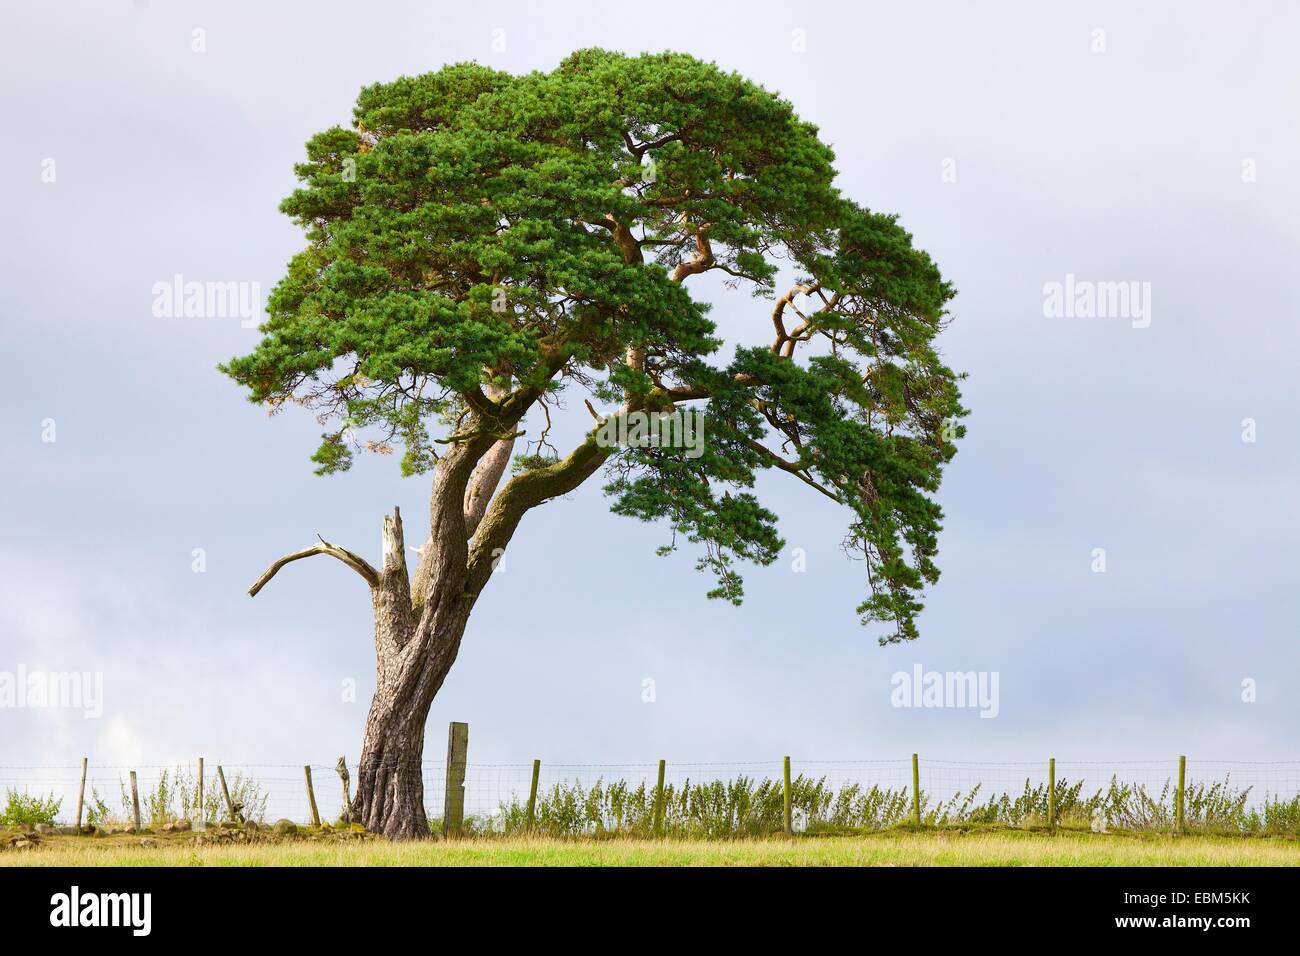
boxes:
[34,823,55,835]
[172,819,192,831]
[140,838,157,848]
[273,819,298,835]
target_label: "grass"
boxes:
[26,769,1300,837]
[5,827,1300,866]
[10,768,1300,867]
[485,773,1300,836]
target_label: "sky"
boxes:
[2,1,1298,812]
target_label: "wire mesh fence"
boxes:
[6,755,1300,835]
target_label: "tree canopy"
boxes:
[221,48,966,644]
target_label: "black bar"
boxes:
[0,865,1291,940]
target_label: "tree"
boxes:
[221,49,966,839]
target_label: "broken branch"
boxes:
[248,537,380,597]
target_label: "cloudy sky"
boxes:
[2,1,1298,809]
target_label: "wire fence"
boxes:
[5,756,1300,833]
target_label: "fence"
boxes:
[5,734,1300,836]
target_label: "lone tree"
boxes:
[222,49,966,838]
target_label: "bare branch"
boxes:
[248,538,380,597]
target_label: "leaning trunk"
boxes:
[351,603,471,839]
[349,440,488,839]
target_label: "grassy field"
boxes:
[5,828,1300,866]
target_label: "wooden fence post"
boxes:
[1176,755,1186,834]
[443,721,468,837]
[129,770,141,830]
[216,765,238,822]
[74,757,88,831]
[653,759,666,838]
[783,755,792,836]
[197,757,204,829]
[1048,757,1056,830]
[525,758,541,832]
[911,753,921,826]
[336,757,352,824]
[304,765,321,827]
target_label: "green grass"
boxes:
[484,773,1300,836]
[6,828,1300,866]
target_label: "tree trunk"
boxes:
[350,603,471,839]
[353,701,430,839]
[251,395,605,840]
[349,440,485,839]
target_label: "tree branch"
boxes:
[248,536,380,597]
[621,128,683,159]
[670,227,715,283]
[463,383,519,539]
[464,428,614,598]
[739,435,843,504]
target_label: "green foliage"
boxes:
[0,788,62,826]
[114,768,270,826]
[492,774,926,837]
[221,49,966,641]
[486,774,1300,837]
[84,787,112,828]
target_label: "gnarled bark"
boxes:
[353,439,486,838]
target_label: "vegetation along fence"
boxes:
[5,727,1300,837]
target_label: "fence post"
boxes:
[216,765,238,822]
[525,759,541,832]
[1176,755,1186,834]
[443,721,469,837]
[911,753,921,826]
[304,765,321,827]
[74,757,88,831]
[653,759,666,838]
[1048,757,1056,830]
[336,757,352,824]
[783,755,792,836]
[129,770,142,830]
[197,757,204,830]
